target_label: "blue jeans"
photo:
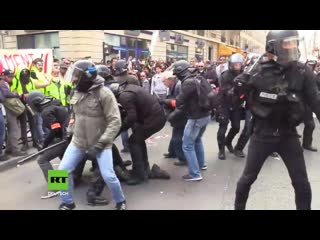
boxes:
[58,143,125,204]
[121,131,129,150]
[182,116,210,178]
[0,108,4,155]
[171,127,186,162]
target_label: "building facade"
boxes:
[240,30,267,54]
[0,30,267,63]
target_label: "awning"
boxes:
[218,44,241,57]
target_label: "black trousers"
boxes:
[19,110,38,146]
[303,106,315,147]
[235,135,311,210]
[129,114,166,179]
[217,108,241,149]
[235,109,252,151]
[37,141,68,181]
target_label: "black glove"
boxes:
[87,143,104,158]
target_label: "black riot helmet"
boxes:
[266,30,302,65]
[96,64,113,81]
[168,60,193,81]
[67,60,97,92]
[26,90,53,114]
[114,60,128,76]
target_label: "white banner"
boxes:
[0,49,53,74]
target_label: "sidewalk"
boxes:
[0,148,38,173]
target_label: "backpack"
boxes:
[194,74,219,110]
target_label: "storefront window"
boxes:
[127,37,137,48]
[137,39,150,49]
[105,34,120,46]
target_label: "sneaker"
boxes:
[182,174,202,181]
[115,201,126,210]
[201,165,208,170]
[59,202,76,210]
[41,191,60,199]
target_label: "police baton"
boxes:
[17,140,67,165]
[243,54,264,75]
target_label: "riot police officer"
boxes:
[216,53,245,160]
[233,30,320,210]
[108,79,169,185]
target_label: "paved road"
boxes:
[1,121,320,210]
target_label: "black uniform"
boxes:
[216,69,242,158]
[163,80,187,164]
[37,100,69,181]
[118,84,166,185]
[234,59,320,210]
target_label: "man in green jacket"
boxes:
[58,60,126,210]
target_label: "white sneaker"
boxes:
[41,191,60,199]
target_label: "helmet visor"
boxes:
[269,36,306,64]
[65,65,85,87]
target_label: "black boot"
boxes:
[303,145,318,152]
[114,166,130,182]
[218,144,226,160]
[87,191,109,206]
[218,151,226,160]
[226,142,234,153]
[234,149,245,158]
[126,176,145,185]
[149,164,170,179]
[163,153,176,158]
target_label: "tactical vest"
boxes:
[249,62,305,127]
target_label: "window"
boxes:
[17,35,34,48]
[166,43,188,62]
[137,39,150,49]
[120,36,127,46]
[127,37,137,48]
[17,32,60,58]
[197,30,205,36]
[105,34,120,46]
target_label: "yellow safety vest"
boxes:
[46,78,68,106]
[30,67,47,94]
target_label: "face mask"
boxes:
[76,79,94,92]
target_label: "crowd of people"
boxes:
[1,30,320,210]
